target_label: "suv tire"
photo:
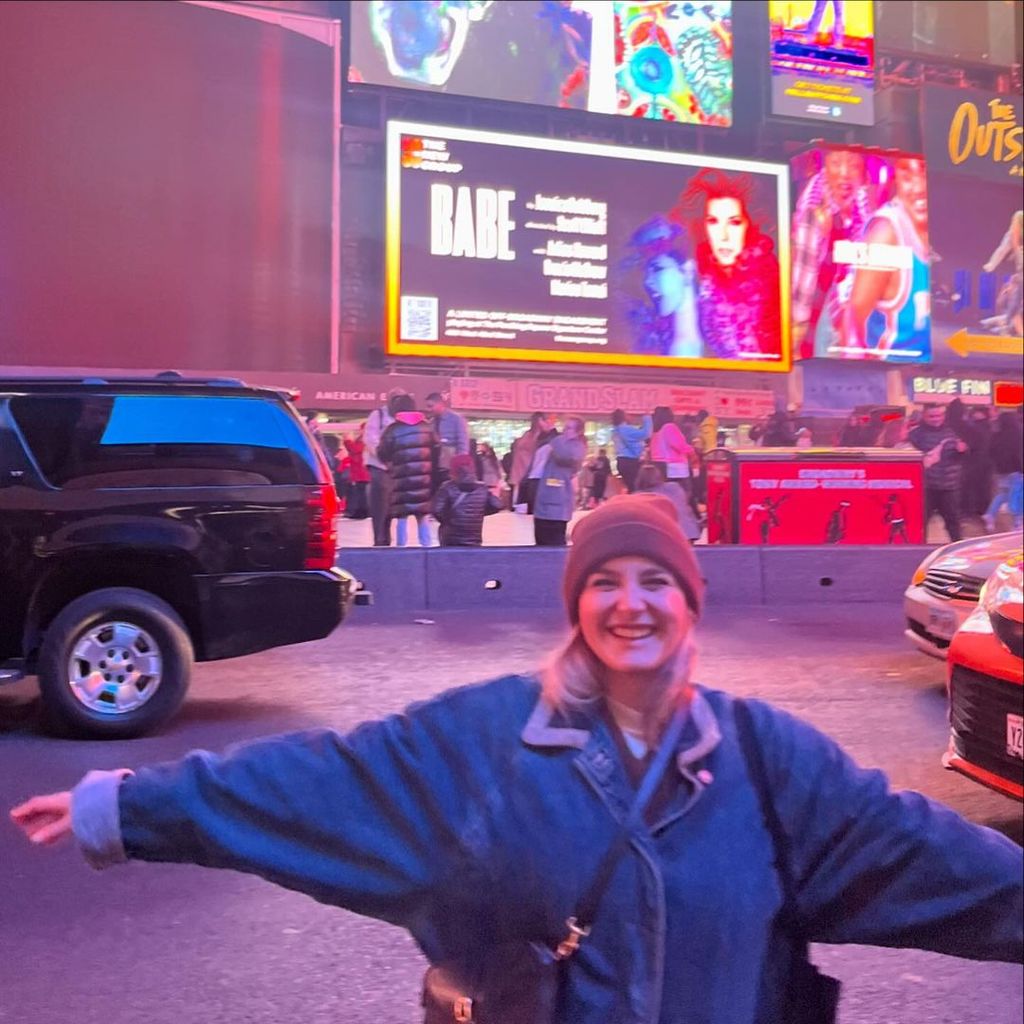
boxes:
[38,588,193,739]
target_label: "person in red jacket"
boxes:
[343,425,370,520]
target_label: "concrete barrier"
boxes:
[339,545,933,619]
[760,546,928,605]
[340,549,428,613]
[426,546,566,610]
[701,547,763,606]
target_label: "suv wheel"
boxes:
[38,588,193,739]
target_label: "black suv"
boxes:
[0,375,358,738]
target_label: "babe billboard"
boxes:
[350,2,734,127]
[769,0,875,126]
[386,122,791,371]
[791,144,930,363]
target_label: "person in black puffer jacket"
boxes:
[432,454,503,547]
[377,394,439,547]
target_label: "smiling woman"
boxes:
[543,495,703,745]
[10,495,1024,1024]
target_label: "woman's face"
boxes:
[643,254,686,316]
[578,556,691,677]
[705,197,748,268]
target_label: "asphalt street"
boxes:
[1,602,1021,1024]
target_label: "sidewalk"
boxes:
[337,509,989,548]
[338,509,588,548]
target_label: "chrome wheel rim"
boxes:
[67,621,163,715]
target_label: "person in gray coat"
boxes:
[533,417,587,546]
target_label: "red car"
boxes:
[944,556,1024,801]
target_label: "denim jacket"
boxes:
[72,676,1023,1024]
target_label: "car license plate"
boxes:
[1007,714,1024,760]
[927,607,958,640]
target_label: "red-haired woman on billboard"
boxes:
[677,169,782,361]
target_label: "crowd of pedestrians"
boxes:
[904,401,1023,541]
[311,394,1023,548]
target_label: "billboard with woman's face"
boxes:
[386,122,790,371]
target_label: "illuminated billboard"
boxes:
[386,121,791,372]
[791,144,930,363]
[769,0,875,125]
[350,2,734,127]
[922,87,1023,370]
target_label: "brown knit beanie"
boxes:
[563,493,705,623]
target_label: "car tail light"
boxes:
[305,485,339,570]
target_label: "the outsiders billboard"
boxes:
[791,144,930,363]
[922,86,1023,183]
[350,2,734,127]
[921,87,1022,371]
[769,0,875,126]
[386,121,791,371]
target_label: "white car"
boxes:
[904,532,1023,659]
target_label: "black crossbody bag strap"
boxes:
[563,702,690,953]
[733,699,841,1024]
[734,700,799,910]
[422,704,691,1023]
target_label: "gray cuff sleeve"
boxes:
[71,768,134,870]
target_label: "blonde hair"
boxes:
[540,613,698,743]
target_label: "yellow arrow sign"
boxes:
[947,329,1024,358]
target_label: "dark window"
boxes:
[10,394,318,488]
[0,412,34,484]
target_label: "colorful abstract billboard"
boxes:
[349,2,733,127]
[791,144,930,363]
[769,0,875,125]
[614,2,733,124]
[386,122,791,371]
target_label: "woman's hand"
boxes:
[10,791,73,846]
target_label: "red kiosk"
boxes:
[706,448,926,545]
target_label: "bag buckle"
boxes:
[453,996,474,1022]
[555,916,591,961]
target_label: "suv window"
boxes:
[10,394,318,488]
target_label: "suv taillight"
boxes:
[305,485,339,570]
